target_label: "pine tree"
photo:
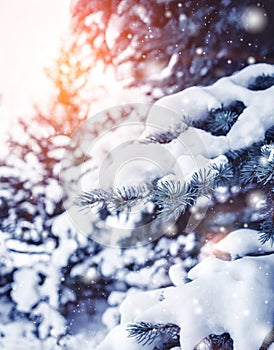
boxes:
[82,68,274,349]
[1,1,274,348]
[51,0,274,109]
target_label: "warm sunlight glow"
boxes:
[0,0,69,140]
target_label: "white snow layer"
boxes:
[11,268,40,312]
[145,63,274,154]
[92,63,274,191]
[97,229,274,350]
[215,228,274,259]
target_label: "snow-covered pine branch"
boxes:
[77,64,274,245]
[94,64,274,349]
[97,229,274,350]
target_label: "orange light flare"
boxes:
[200,229,232,261]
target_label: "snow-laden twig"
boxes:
[97,229,274,350]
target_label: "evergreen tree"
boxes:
[51,0,274,109]
[1,1,274,349]
[81,66,274,349]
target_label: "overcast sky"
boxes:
[0,0,69,137]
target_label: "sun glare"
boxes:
[0,0,69,141]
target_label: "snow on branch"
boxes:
[75,64,274,245]
[127,321,180,348]
[97,229,274,350]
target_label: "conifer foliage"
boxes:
[77,70,274,246]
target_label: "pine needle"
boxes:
[127,321,180,347]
